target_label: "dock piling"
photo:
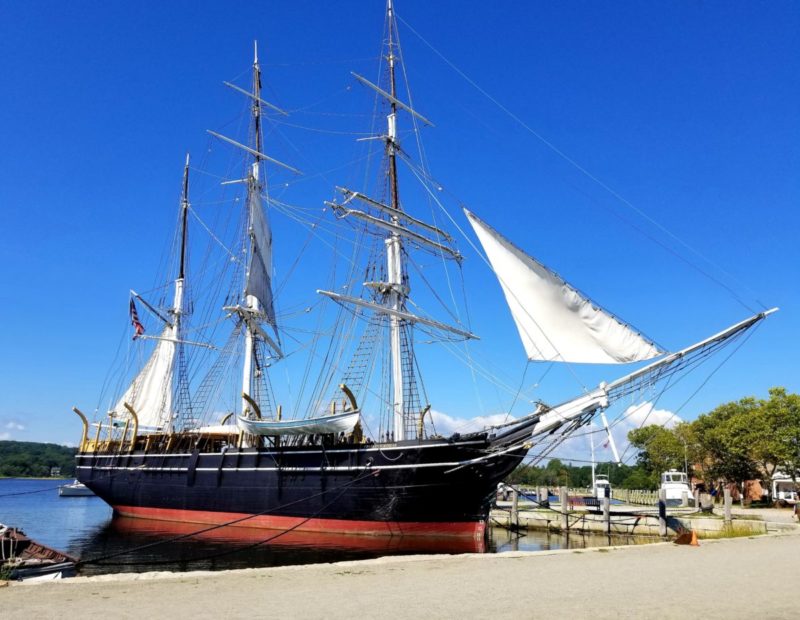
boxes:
[511,488,519,530]
[724,487,732,525]
[559,486,569,532]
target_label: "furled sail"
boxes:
[466,210,664,364]
[113,326,175,431]
[245,190,277,326]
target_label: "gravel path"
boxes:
[3,531,798,619]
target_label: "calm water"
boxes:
[1,478,650,576]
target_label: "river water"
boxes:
[1,478,651,575]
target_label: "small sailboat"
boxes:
[71,1,775,539]
[58,480,94,497]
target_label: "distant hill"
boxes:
[0,441,77,478]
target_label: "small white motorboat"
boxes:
[58,480,94,497]
[660,469,692,504]
[593,474,611,501]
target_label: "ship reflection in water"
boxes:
[73,516,651,575]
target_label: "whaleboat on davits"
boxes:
[72,1,775,540]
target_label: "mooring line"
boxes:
[77,469,380,567]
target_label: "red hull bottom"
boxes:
[113,505,487,540]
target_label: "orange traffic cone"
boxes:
[674,529,700,546]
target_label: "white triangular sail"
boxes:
[113,326,175,431]
[245,191,277,326]
[466,210,664,364]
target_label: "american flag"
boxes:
[129,299,145,339]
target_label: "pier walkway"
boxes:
[3,528,799,618]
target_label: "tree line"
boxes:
[0,441,77,477]
[508,388,799,495]
[627,387,799,496]
[507,458,653,490]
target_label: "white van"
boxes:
[771,472,798,506]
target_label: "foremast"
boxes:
[385,0,406,442]
[320,0,475,442]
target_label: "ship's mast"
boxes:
[178,153,190,282]
[242,42,264,418]
[210,42,295,421]
[170,153,191,431]
[385,0,406,442]
[319,0,476,441]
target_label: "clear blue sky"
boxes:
[1,1,798,447]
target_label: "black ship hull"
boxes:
[76,437,526,538]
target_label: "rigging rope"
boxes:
[395,11,765,315]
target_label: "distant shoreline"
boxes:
[0,477,72,481]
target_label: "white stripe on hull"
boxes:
[76,460,465,473]
[75,439,487,460]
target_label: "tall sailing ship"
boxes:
[73,2,775,539]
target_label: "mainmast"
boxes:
[208,43,299,422]
[385,0,407,441]
[209,42,295,420]
[241,43,263,418]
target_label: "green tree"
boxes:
[0,441,77,477]
[620,468,654,490]
[509,389,800,498]
[627,425,685,487]
[692,397,761,497]
[762,388,800,483]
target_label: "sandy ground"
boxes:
[3,530,798,619]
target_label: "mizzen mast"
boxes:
[173,153,193,430]
[111,155,193,434]
[173,153,190,354]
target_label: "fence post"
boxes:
[724,487,732,525]
[559,486,569,532]
[658,489,668,537]
[539,487,549,508]
[603,484,611,534]
[511,488,519,530]
[681,490,689,508]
